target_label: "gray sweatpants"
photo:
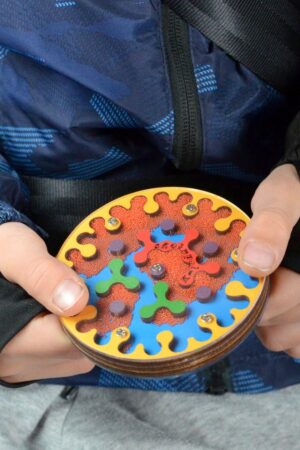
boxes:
[0,383,299,450]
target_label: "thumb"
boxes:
[0,222,89,316]
[238,164,300,277]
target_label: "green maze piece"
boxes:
[140,281,187,323]
[96,258,140,295]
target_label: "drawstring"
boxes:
[60,386,79,400]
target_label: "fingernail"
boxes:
[242,241,276,272]
[53,279,83,311]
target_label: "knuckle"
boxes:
[267,208,290,231]
[25,257,57,297]
[259,208,291,236]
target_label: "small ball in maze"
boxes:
[108,239,126,256]
[109,301,127,317]
[196,286,212,303]
[203,241,219,256]
[160,218,176,235]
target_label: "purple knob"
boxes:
[203,241,219,257]
[196,286,212,303]
[109,301,127,317]
[108,239,126,256]
[160,219,176,235]
[150,263,166,280]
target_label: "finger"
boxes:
[0,351,93,378]
[258,267,300,326]
[260,304,300,327]
[256,322,300,353]
[285,346,300,359]
[238,164,300,277]
[1,314,84,359]
[1,358,94,384]
[0,222,89,315]
[0,314,90,378]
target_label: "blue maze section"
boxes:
[80,227,256,355]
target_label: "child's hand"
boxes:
[0,222,94,383]
[0,313,94,383]
[238,164,300,357]
[255,267,300,358]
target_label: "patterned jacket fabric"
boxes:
[0,0,299,393]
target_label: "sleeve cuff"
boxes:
[0,379,38,388]
[0,274,46,387]
[0,200,48,238]
[0,201,47,387]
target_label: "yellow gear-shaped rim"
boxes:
[58,187,267,376]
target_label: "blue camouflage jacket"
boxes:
[0,0,300,394]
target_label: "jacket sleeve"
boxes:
[0,154,44,231]
[277,111,300,272]
[278,111,300,175]
[0,153,46,386]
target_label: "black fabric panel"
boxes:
[279,111,300,176]
[0,276,46,388]
[0,276,45,351]
[164,0,300,95]
[276,111,300,273]
[283,223,300,273]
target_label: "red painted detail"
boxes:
[158,241,176,252]
[179,262,221,288]
[135,228,201,268]
[179,270,195,288]
[181,229,199,246]
[197,261,221,276]
[134,230,156,266]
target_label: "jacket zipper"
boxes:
[162,3,202,170]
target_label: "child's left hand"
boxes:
[238,164,300,357]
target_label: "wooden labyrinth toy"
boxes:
[58,187,269,377]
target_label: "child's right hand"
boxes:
[0,222,95,384]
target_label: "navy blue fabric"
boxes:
[190,28,295,182]
[0,200,46,236]
[46,366,207,393]
[0,0,300,393]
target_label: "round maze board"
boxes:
[58,187,269,378]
